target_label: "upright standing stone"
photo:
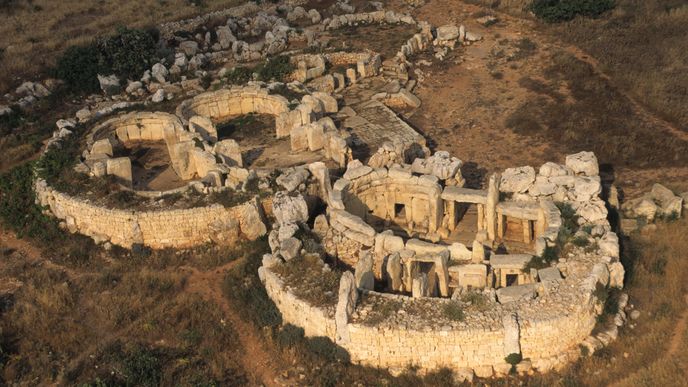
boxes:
[354,251,375,290]
[486,173,500,241]
[336,271,358,343]
[472,240,485,263]
[386,253,403,292]
[503,312,521,358]
[412,272,428,298]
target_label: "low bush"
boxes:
[529,0,615,23]
[255,55,294,82]
[224,66,253,84]
[54,27,159,93]
[54,45,105,93]
[442,301,465,321]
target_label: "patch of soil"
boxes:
[117,140,189,191]
[324,23,416,59]
[216,113,329,169]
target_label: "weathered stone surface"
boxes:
[97,74,121,96]
[276,168,309,192]
[386,253,403,291]
[272,191,309,225]
[566,151,599,177]
[436,24,459,41]
[189,115,217,142]
[502,313,521,357]
[449,242,471,261]
[649,183,683,217]
[354,252,375,290]
[496,284,535,304]
[335,271,358,342]
[214,139,242,167]
[500,166,535,193]
[239,197,267,239]
[280,237,302,261]
[106,157,132,187]
[538,267,562,281]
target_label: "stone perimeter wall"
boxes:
[35,178,262,249]
[261,262,597,375]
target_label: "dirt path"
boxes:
[611,294,688,387]
[183,260,288,387]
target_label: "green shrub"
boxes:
[96,27,158,81]
[54,45,105,92]
[442,302,465,321]
[255,55,294,82]
[505,352,522,365]
[55,27,159,92]
[123,347,161,387]
[225,66,253,84]
[0,163,62,242]
[529,0,615,23]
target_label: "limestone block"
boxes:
[336,271,358,343]
[190,149,217,178]
[405,239,449,256]
[572,176,602,201]
[565,151,599,177]
[609,261,625,288]
[502,312,521,357]
[500,166,536,193]
[496,284,535,304]
[354,252,375,290]
[278,223,299,242]
[189,115,218,143]
[213,139,242,167]
[91,138,114,157]
[239,197,267,240]
[449,242,471,261]
[301,95,324,115]
[106,157,132,187]
[386,253,403,291]
[306,122,325,151]
[280,237,302,261]
[537,267,562,281]
[272,191,309,225]
[454,264,487,288]
[276,168,309,192]
[539,162,570,177]
[290,125,309,152]
[412,272,428,298]
[649,183,683,217]
[471,240,485,263]
[312,92,338,113]
[436,24,459,41]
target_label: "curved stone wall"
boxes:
[35,178,267,249]
[176,86,291,133]
[260,152,626,378]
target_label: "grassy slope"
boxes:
[0,0,242,93]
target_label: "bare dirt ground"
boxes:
[394,0,688,197]
[183,261,287,387]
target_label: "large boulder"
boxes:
[151,63,169,84]
[97,74,121,96]
[649,183,683,217]
[565,151,599,177]
[500,166,535,193]
[436,25,459,41]
[272,191,309,225]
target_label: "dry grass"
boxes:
[0,0,243,93]
[554,1,688,132]
[505,50,688,169]
[0,237,253,385]
[522,218,688,386]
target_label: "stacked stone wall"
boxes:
[35,179,259,249]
